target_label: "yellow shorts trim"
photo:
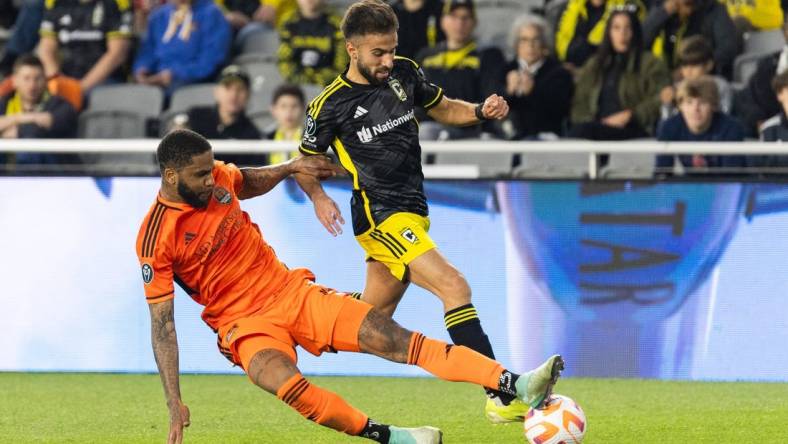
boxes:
[355,212,436,281]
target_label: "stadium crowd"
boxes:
[0,0,787,175]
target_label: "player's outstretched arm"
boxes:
[238,155,341,200]
[294,171,345,236]
[427,94,509,127]
[149,299,190,444]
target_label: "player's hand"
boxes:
[292,155,345,179]
[481,94,509,120]
[313,193,345,236]
[167,401,190,444]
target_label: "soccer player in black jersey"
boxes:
[295,0,559,424]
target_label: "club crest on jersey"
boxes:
[400,228,419,244]
[388,78,407,101]
[141,263,153,284]
[213,187,232,204]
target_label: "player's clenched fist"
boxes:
[481,94,509,120]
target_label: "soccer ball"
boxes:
[524,394,586,444]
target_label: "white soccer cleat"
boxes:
[516,354,565,409]
[389,425,443,444]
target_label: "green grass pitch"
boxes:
[1,373,787,443]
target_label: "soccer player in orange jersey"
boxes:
[136,129,563,444]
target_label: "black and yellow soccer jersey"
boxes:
[299,57,444,236]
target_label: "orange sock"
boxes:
[408,332,504,391]
[276,373,368,435]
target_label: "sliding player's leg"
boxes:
[235,335,441,444]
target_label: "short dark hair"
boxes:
[341,0,398,40]
[677,76,720,110]
[271,83,306,106]
[157,129,212,172]
[678,35,714,67]
[773,70,788,94]
[12,54,45,73]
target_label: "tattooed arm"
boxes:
[149,299,190,444]
[237,155,342,200]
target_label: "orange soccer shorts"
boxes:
[216,279,373,372]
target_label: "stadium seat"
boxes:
[249,110,276,133]
[78,110,146,138]
[734,51,770,84]
[474,0,525,58]
[599,152,655,179]
[513,152,590,178]
[167,83,216,113]
[87,84,164,118]
[239,29,280,57]
[240,61,283,95]
[742,29,785,56]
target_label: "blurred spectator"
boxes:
[173,65,265,165]
[133,0,166,36]
[0,0,41,77]
[656,76,745,174]
[217,0,295,51]
[751,71,788,171]
[502,14,573,139]
[735,18,788,136]
[260,0,297,28]
[723,0,783,32]
[133,0,231,95]
[277,0,347,86]
[660,35,732,120]
[390,0,445,60]
[416,0,506,140]
[554,0,646,72]
[37,0,133,95]
[643,0,737,79]
[266,83,305,163]
[0,0,19,29]
[570,10,669,141]
[0,55,77,165]
[761,71,788,140]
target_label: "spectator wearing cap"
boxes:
[266,83,306,163]
[503,13,573,139]
[416,0,506,140]
[656,76,745,175]
[133,0,231,96]
[659,35,732,120]
[643,0,737,79]
[570,9,669,142]
[554,0,646,73]
[276,0,347,87]
[174,65,264,165]
[37,0,133,94]
[390,0,445,60]
[0,54,78,166]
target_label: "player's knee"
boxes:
[434,271,472,306]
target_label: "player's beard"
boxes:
[178,181,210,208]
[357,59,389,86]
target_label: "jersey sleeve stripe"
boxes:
[143,204,166,257]
[307,77,342,116]
[146,293,174,304]
[424,87,444,109]
[141,203,165,258]
[311,81,345,119]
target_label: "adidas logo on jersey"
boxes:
[354,106,368,118]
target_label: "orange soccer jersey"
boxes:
[135,161,314,330]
